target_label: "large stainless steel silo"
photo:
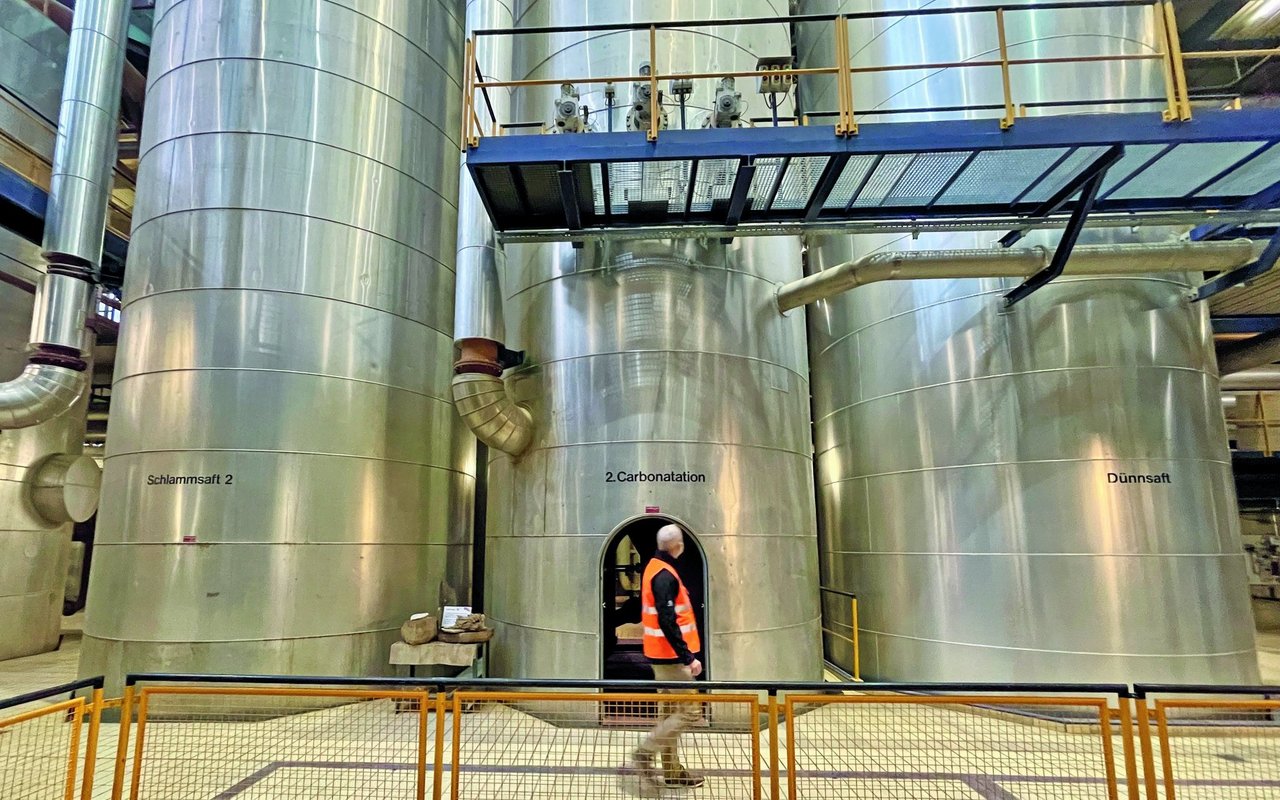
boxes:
[81,0,474,684]
[482,0,823,680]
[796,0,1258,683]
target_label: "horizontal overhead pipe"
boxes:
[1218,328,1280,376]
[775,239,1260,313]
[1221,368,1280,391]
[0,0,130,429]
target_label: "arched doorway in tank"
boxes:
[600,514,708,681]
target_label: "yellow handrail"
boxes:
[648,25,659,142]
[851,596,861,681]
[996,8,1016,129]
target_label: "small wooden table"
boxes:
[390,641,489,678]
[390,641,490,713]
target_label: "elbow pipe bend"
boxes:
[0,362,87,429]
[451,372,534,457]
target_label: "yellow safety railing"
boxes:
[1230,392,1277,455]
[784,691,1137,800]
[1134,687,1280,800]
[0,682,103,800]
[11,676,1280,799]
[460,1,1280,151]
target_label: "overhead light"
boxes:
[1213,0,1280,40]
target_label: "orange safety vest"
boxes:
[640,558,701,660]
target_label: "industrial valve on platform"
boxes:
[552,83,587,132]
[705,77,745,128]
[627,61,669,132]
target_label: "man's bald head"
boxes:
[657,524,685,557]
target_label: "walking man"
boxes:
[630,523,705,789]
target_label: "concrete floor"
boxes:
[1256,631,1280,684]
[3,618,1280,799]
[0,613,82,702]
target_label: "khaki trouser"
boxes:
[639,664,701,778]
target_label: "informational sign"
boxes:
[1106,471,1172,484]
[147,473,233,486]
[441,606,472,628]
[605,470,706,483]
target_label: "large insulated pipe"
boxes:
[0,0,129,429]
[454,0,511,347]
[1218,328,1280,376]
[452,0,532,458]
[22,0,145,122]
[776,240,1259,312]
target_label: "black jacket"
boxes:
[649,551,698,666]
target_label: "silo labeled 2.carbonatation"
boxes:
[466,0,823,681]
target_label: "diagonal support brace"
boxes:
[1000,145,1123,249]
[1196,228,1280,302]
[558,167,582,230]
[720,157,757,243]
[1003,165,1110,307]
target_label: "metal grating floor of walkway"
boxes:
[466,108,1280,239]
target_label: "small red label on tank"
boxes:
[645,506,660,514]
[182,534,196,543]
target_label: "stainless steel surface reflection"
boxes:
[81,0,473,687]
[492,0,820,681]
[0,0,68,128]
[796,0,1259,683]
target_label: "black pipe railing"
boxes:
[120,672,1131,697]
[0,676,103,712]
[1134,683,1280,697]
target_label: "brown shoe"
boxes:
[665,768,705,788]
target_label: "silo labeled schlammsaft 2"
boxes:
[81,0,474,686]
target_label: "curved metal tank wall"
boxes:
[486,0,823,680]
[796,0,1258,683]
[0,228,93,660]
[81,0,473,684]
